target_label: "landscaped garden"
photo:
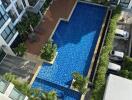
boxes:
[119,56,132,79]
[72,72,88,94]
[41,41,57,62]
[91,6,121,100]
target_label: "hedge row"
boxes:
[91,6,121,100]
[119,56,132,79]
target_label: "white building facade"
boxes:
[1,0,27,26]
[0,77,28,100]
[0,0,19,62]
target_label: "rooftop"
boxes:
[0,55,39,82]
[103,74,132,100]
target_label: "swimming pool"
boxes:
[32,2,107,100]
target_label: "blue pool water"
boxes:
[32,2,106,100]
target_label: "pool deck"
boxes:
[26,0,77,55]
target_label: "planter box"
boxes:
[43,52,58,64]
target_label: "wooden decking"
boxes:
[26,0,77,55]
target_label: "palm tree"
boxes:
[3,73,17,82]
[41,91,57,100]
[72,72,88,94]
[29,88,41,100]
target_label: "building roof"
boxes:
[103,74,132,100]
[0,55,37,82]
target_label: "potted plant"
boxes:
[13,43,27,57]
[72,72,88,94]
[41,41,57,62]
[41,90,57,100]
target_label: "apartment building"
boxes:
[1,0,26,26]
[0,1,18,62]
[0,0,45,62]
[1,0,45,25]
[0,77,28,100]
[110,0,132,9]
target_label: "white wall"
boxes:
[24,0,30,6]
[0,36,15,56]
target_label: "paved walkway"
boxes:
[26,0,77,55]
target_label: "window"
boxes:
[0,5,9,28]
[0,5,6,15]
[1,0,11,8]
[9,88,25,100]
[0,78,9,93]
[1,23,16,44]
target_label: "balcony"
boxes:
[1,0,11,9]
[15,1,24,14]
[8,9,18,23]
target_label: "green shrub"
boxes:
[72,72,88,94]
[3,73,17,82]
[91,6,121,100]
[13,43,27,57]
[41,91,57,100]
[3,73,30,95]
[40,0,52,13]
[118,56,132,80]
[41,41,57,61]
[128,72,132,79]
[119,70,129,78]
[16,12,40,40]
[122,56,132,71]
